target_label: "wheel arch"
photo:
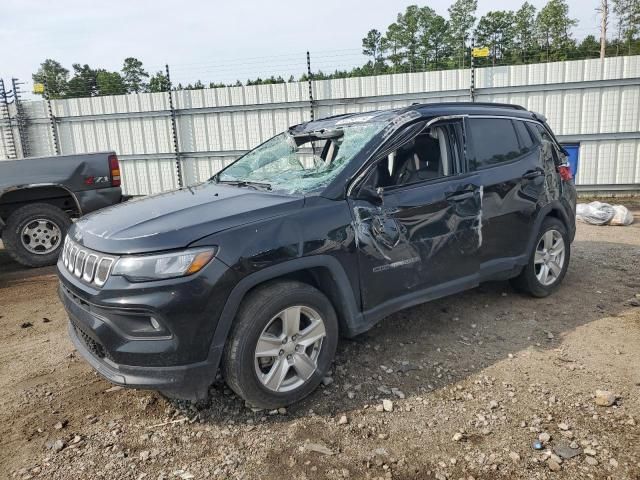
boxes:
[0,184,81,224]
[210,256,363,355]
[525,201,572,258]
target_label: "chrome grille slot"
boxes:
[95,258,114,286]
[74,251,86,277]
[68,245,78,271]
[62,239,117,288]
[83,254,98,282]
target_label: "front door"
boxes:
[349,120,482,313]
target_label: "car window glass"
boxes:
[514,120,534,152]
[369,125,454,190]
[533,124,560,164]
[218,122,385,194]
[468,118,521,170]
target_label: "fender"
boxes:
[0,183,83,215]
[209,255,363,355]
[525,200,573,258]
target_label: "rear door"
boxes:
[349,119,482,312]
[465,117,545,273]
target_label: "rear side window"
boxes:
[514,120,534,152]
[467,118,521,170]
[531,123,561,165]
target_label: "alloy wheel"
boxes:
[254,305,326,393]
[534,229,565,286]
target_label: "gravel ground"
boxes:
[1,208,639,480]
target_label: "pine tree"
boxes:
[448,0,478,68]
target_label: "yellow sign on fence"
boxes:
[472,47,490,58]
[33,83,45,94]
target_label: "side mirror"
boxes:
[358,185,384,205]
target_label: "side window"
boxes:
[532,123,560,165]
[467,118,521,170]
[368,124,457,190]
[513,120,534,153]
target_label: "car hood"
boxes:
[71,183,304,254]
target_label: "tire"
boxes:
[2,203,71,268]
[511,217,570,298]
[222,280,338,409]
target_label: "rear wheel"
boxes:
[511,217,570,297]
[2,203,71,268]
[222,280,338,409]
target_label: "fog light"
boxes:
[150,317,161,330]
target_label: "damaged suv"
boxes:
[57,103,576,408]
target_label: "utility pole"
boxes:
[600,0,608,60]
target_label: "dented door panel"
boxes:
[350,175,482,311]
[475,150,545,265]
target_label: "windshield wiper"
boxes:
[216,179,272,191]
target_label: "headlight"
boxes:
[111,247,216,282]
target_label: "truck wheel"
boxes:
[2,203,71,268]
[222,280,338,409]
[511,217,570,298]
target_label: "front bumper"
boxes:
[57,253,237,400]
[68,320,221,400]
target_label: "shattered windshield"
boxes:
[216,122,385,194]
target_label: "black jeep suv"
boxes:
[57,103,576,408]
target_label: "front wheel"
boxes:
[222,280,338,409]
[511,217,570,297]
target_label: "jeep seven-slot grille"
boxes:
[61,237,117,287]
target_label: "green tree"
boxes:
[448,0,478,67]
[475,10,516,65]
[382,22,405,71]
[121,57,149,93]
[96,71,127,95]
[612,0,640,54]
[66,64,99,97]
[32,59,69,99]
[148,71,170,92]
[536,0,578,60]
[577,34,601,58]
[514,2,538,62]
[397,5,422,71]
[362,29,384,70]
[418,7,449,70]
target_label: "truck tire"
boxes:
[2,203,71,268]
[510,217,570,297]
[222,280,338,409]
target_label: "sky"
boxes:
[1,0,604,96]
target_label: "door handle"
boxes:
[522,168,544,180]
[446,190,475,202]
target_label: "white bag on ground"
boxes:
[609,205,634,226]
[576,201,633,226]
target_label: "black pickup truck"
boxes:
[0,152,122,268]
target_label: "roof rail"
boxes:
[414,102,527,111]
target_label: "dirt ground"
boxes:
[1,208,639,480]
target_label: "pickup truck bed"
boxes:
[0,152,122,268]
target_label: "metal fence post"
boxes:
[165,64,183,188]
[470,38,476,103]
[12,78,30,158]
[306,51,315,121]
[0,78,18,159]
[43,78,60,155]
